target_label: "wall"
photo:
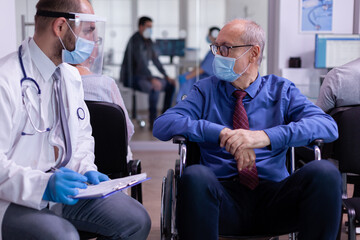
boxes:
[0,0,17,58]
[267,0,355,102]
[271,0,354,75]
[354,0,360,33]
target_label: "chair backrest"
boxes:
[330,106,360,174]
[85,101,128,179]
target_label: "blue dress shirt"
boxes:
[153,74,338,182]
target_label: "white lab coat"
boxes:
[0,38,97,235]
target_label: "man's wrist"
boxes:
[254,130,271,148]
[219,127,231,138]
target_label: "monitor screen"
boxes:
[154,39,186,57]
[315,34,360,68]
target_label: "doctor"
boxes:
[0,0,150,239]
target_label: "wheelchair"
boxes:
[160,135,323,240]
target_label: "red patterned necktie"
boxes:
[233,90,259,190]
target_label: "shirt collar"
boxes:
[225,73,262,99]
[28,38,57,82]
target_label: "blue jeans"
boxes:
[134,76,175,125]
[177,160,342,240]
[2,192,151,240]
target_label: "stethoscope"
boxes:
[19,45,86,136]
[18,44,86,172]
[19,45,52,135]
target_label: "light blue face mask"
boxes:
[206,36,212,44]
[59,22,95,64]
[212,47,252,82]
[143,28,152,39]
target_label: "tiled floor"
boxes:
[130,118,354,240]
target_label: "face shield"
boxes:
[35,10,106,75]
[69,13,106,75]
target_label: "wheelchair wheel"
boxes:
[175,159,180,178]
[161,169,174,240]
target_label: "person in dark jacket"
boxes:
[120,16,175,129]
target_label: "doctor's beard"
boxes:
[55,28,77,64]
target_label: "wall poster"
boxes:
[300,0,333,32]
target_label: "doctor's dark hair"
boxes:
[34,0,86,33]
[239,19,265,66]
[138,16,153,27]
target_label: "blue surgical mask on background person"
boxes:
[58,22,95,64]
[143,28,152,39]
[206,36,212,44]
[212,47,252,82]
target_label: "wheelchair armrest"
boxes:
[173,135,187,144]
[311,139,324,148]
[127,159,142,175]
[172,136,188,177]
[302,139,324,150]
[304,139,324,161]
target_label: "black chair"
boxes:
[160,135,323,240]
[85,101,142,202]
[325,106,360,240]
[76,101,142,239]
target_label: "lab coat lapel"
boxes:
[57,64,82,163]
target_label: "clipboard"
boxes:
[73,173,149,199]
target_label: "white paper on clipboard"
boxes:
[73,173,148,199]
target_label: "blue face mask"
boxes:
[143,28,152,39]
[59,22,95,64]
[212,47,252,82]
[206,36,212,44]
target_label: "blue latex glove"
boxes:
[84,171,110,185]
[43,167,88,205]
[178,74,187,85]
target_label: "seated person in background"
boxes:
[317,57,360,197]
[153,19,341,240]
[176,26,220,102]
[120,16,176,129]
[75,28,135,162]
[316,57,360,113]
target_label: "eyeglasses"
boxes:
[210,44,253,57]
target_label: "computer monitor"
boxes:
[314,34,360,68]
[154,39,186,63]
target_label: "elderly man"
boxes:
[0,0,150,239]
[153,19,341,240]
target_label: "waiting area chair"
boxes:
[161,135,323,240]
[79,101,143,239]
[85,101,143,202]
[324,105,360,240]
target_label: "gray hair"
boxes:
[239,19,266,65]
